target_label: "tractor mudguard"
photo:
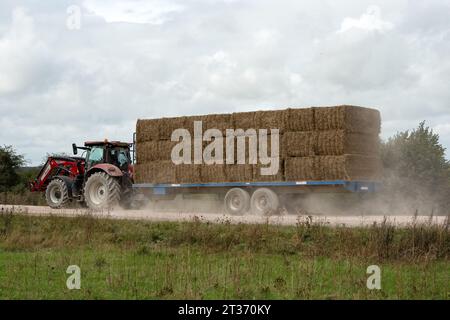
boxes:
[87,163,123,177]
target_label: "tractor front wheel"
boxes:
[45,179,70,209]
[84,172,121,210]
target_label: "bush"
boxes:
[380,122,450,214]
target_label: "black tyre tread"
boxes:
[84,172,121,210]
[45,179,70,209]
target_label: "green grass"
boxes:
[0,212,448,299]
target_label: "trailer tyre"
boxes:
[224,188,250,215]
[84,172,121,210]
[250,188,280,216]
[45,178,70,209]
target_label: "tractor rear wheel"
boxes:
[45,179,70,209]
[84,172,121,210]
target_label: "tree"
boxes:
[0,145,25,193]
[381,121,450,213]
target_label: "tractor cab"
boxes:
[73,140,133,173]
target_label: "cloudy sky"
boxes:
[0,0,449,165]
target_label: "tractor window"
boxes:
[87,147,104,167]
[110,148,130,170]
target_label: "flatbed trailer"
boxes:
[133,180,381,215]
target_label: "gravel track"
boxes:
[1,204,447,227]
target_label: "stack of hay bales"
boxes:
[135,105,381,184]
[284,106,381,181]
[136,116,203,184]
[135,114,238,184]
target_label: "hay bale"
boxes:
[255,110,285,133]
[136,141,178,163]
[204,114,232,133]
[231,111,257,129]
[344,155,382,180]
[284,108,314,131]
[224,132,257,164]
[136,119,161,142]
[315,155,382,180]
[285,157,316,181]
[314,156,344,180]
[158,114,231,138]
[136,116,190,142]
[175,164,201,183]
[158,139,224,165]
[200,164,227,183]
[313,105,381,134]
[134,161,176,184]
[261,132,283,158]
[282,132,316,157]
[134,163,145,183]
[183,115,207,137]
[136,141,159,163]
[203,138,227,163]
[253,160,284,182]
[159,140,178,159]
[316,130,379,156]
[316,131,340,156]
[158,116,187,140]
[225,164,254,182]
[223,131,282,164]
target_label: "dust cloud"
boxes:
[132,181,447,217]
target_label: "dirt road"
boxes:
[1,204,447,227]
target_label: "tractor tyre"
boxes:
[45,178,70,209]
[84,172,121,210]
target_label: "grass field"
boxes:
[0,211,448,299]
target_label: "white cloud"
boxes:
[253,29,280,47]
[338,5,394,33]
[0,1,449,164]
[0,7,59,95]
[82,0,184,24]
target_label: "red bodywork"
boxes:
[87,163,124,177]
[30,156,85,192]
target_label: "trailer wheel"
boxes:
[224,188,250,215]
[84,172,121,210]
[45,179,70,209]
[250,188,280,215]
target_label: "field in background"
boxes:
[0,191,46,206]
[0,211,448,299]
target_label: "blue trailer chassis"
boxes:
[133,180,381,195]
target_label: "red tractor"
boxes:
[30,140,134,209]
